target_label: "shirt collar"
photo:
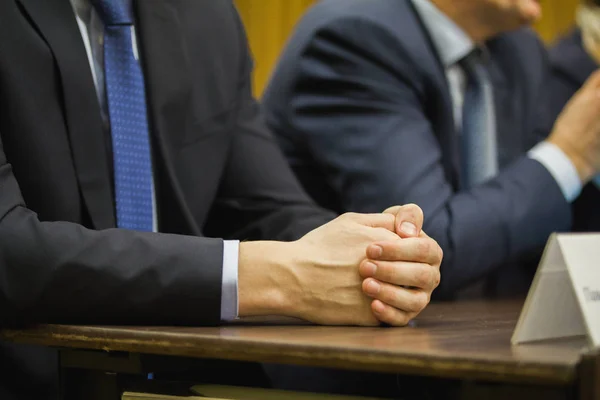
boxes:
[70,0,92,23]
[70,0,134,24]
[411,0,475,67]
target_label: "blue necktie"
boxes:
[460,51,498,189]
[92,0,154,231]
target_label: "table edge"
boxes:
[0,325,579,386]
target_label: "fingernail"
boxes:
[400,222,417,236]
[368,245,383,259]
[366,280,381,295]
[373,301,385,314]
[362,261,377,276]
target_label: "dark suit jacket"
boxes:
[262,0,571,299]
[540,28,600,232]
[0,1,333,398]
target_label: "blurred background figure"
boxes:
[250,0,600,301]
[541,0,600,126]
[537,0,600,232]
[234,0,578,97]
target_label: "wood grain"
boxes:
[0,300,589,385]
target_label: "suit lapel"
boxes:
[18,0,116,229]
[487,59,514,168]
[486,39,523,169]
[402,1,462,188]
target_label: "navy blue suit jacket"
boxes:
[263,0,572,298]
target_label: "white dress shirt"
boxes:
[411,0,582,201]
[70,0,239,321]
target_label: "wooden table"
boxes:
[1,300,597,399]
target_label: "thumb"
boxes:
[383,204,424,238]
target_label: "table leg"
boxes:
[58,349,143,400]
[579,351,600,400]
[60,368,121,400]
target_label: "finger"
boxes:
[345,212,396,232]
[359,259,440,290]
[383,204,424,238]
[367,237,443,266]
[363,278,430,314]
[371,300,412,327]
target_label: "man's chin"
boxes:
[522,2,542,24]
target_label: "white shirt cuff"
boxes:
[221,240,239,321]
[528,141,582,202]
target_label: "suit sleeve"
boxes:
[0,131,225,326]
[203,6,336,242]
[274,19,571,296]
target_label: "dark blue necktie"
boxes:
[92,0,154,231]
[460,51,498,189]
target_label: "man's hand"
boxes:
[238,206,442,327]
[359,229,441,326]
[547,69,600,183]
[355,204,441,325]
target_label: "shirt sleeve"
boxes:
[221,240,239,321]
[528,141,582,202]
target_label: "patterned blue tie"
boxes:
[460,51,499,189]
[92,0,154,231]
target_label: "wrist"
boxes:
[546,137,596,183]
[238,241,298,318]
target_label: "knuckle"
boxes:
[383,205,399,214]
[382,286,402,310]
[380,262,397,281]
[416,240,431,260]
[436,244,444,265]
[433,269,441,288]
[340,212,357,221]
[394,312,411,327]
[417,291,430,311]
[380,284,395,304]
[415,266,433,288]
[408,292,428,313]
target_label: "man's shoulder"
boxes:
[549,28,597,86]
[295,0,419,39]
[489,28,545,59]
[306,0,409,19]
[488,27,547,81]
[549,28,583,59]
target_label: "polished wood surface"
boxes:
[0,300,590,385]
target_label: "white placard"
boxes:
[512,233,600,348]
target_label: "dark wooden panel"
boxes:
[578,349,600,400]
[0,300,588,385]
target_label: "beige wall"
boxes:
[235,0,580,97]
[535,0,578,42]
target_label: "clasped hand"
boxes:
[287,204,442,326]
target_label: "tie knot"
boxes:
[459,48,490,81]
[91,0,133,26]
